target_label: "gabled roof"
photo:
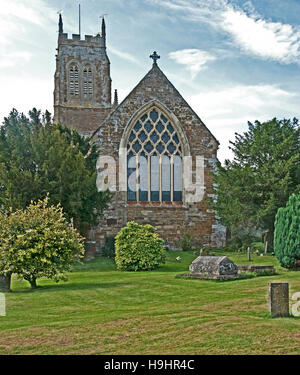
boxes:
[91,63,219,145]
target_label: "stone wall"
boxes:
[54,32,112,134]
[89,64,225,252]
[54,106,111,136]
[91,195,216,251]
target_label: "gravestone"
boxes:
[189,256,238,279]
[0,275,11,293]
[0,293,5,316]
[237,264,275,274]
[268,282,289,318]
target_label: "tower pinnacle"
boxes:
[101,16,106,46]
[113,89,118,107]
[58,13,63,34]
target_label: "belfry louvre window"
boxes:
[69,65,79,97]
[83,67,93,96]
[127,107,182,202]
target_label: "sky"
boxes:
[0,0,300,163]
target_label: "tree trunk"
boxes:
[0,274,11,292]
[267,226,274,249]
[29,278,37,289]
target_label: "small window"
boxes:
[83,66,93,97]
[69,65,79,97]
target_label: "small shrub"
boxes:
[101,237,115,258]
[274,193,300,269]
[115,221,165,271]
[0,196,84,289]
[251,242,265,253]
[178,233,194,251]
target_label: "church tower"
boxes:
[54,14,112,136]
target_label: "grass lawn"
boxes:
[0,250,299,355]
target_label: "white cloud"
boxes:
[168,49,216,78]
[108,46,143,66]
[0,51,33,69]
[189,84,299,162]
[0,0,48,25]
[149,0,300,64]
[221,8,300,63]
[0,0,58,43]
[0,0,58,123]
[0,75,53,122]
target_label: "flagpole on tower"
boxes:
[79,3,81,37]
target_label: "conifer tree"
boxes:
[274,193,300,269]
[0,108,110,233]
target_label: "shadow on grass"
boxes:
[11,281,131,294]
[174,272,280,282]
[71,257,117,273]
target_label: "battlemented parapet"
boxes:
[54,15,112,134]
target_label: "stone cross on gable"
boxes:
[150,51,160,65]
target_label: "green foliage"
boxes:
[0,108,110,233]
[274,193,300,269]
[115,221,165,271]
[101,237,116,259]
[0,196,85,288]
[226,229,260,252]
[214,118,300,243]
[251,242,265,253]
[178,233,194,251]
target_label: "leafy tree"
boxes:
[0,197,85,289]
[115,222,165,271]
[0,108,110,233]
[214,118,300,246]
[274,193,300,269]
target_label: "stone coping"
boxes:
[176,273,242,280]
[237,264,275,273]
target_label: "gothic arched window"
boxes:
[127,107,182,202]
[69,65,79,97]
[83,66,93,97]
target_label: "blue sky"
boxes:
[1,0,300,162]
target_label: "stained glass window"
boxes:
[127,107,183,202]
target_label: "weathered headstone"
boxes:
[247,247,251,261]
[0,293,5,316]
[189,256,238,279]
[268,282,289,318]
[0,275,11,293]
[264,241,268,254]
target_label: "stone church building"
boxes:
[54,15,225,254]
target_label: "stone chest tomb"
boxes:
[189,256,238,279]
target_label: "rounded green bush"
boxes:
[115,221,165,271]
[0,196,85,289]
[274,193,300,269]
